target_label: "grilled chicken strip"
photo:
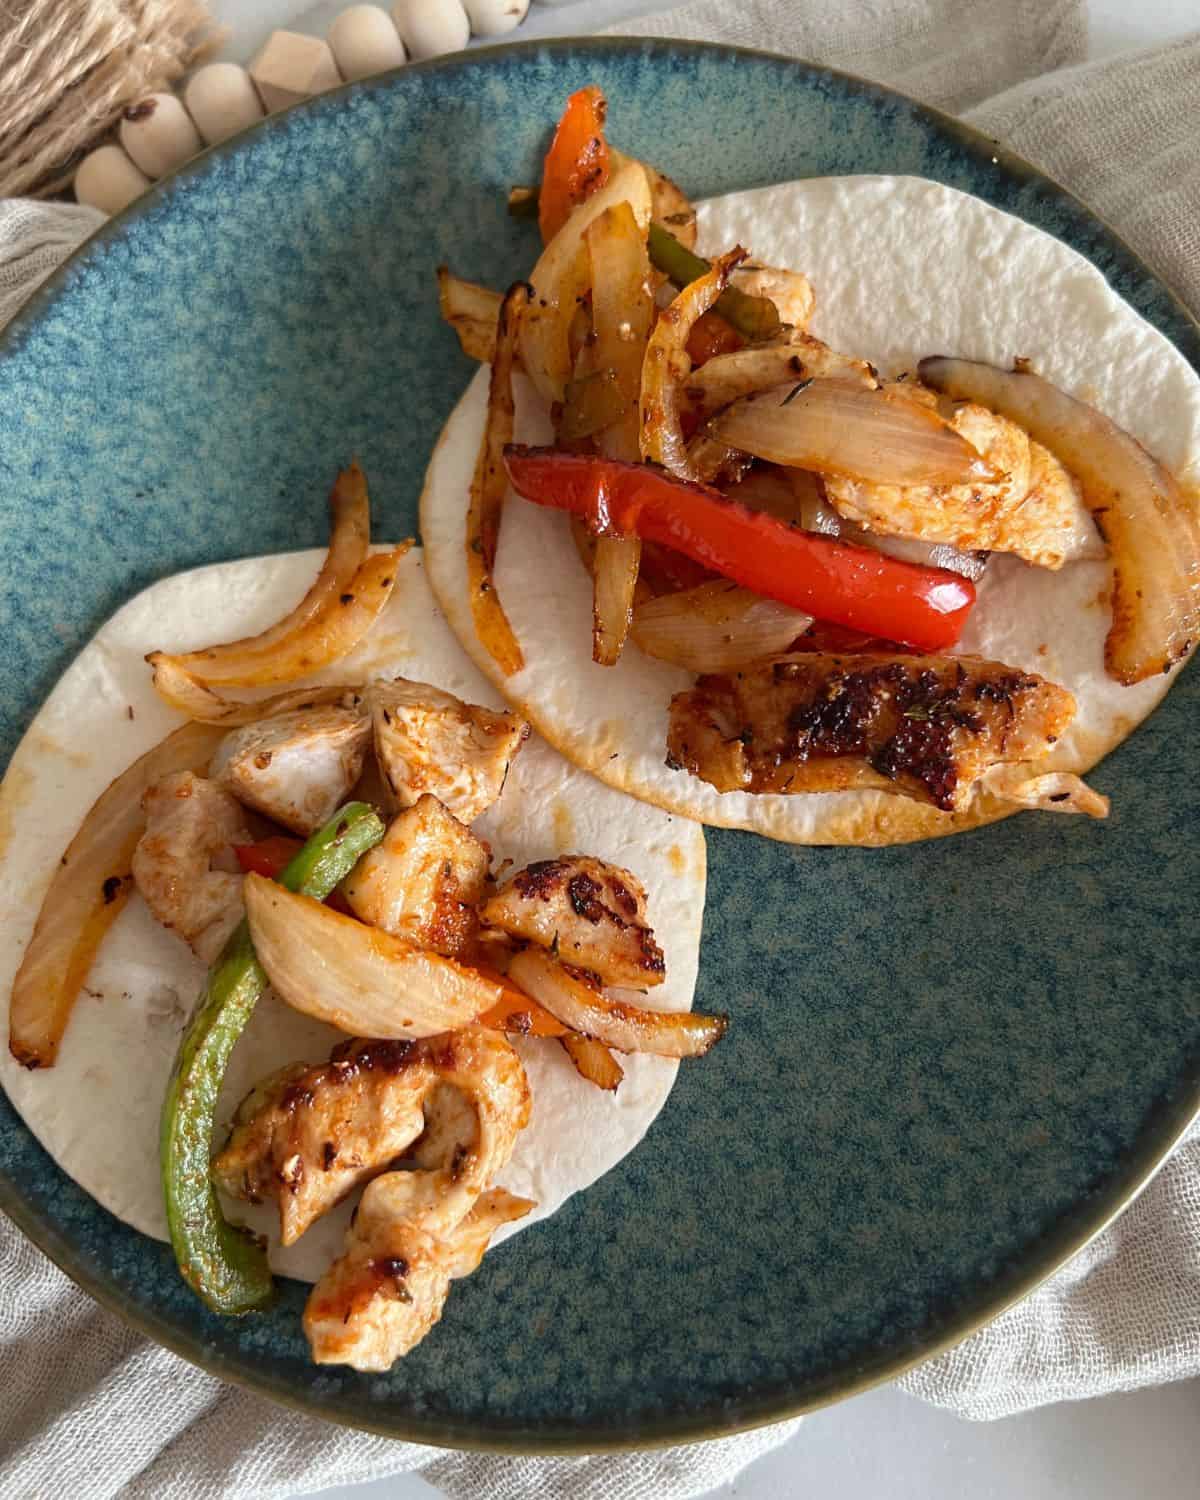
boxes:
[132,772,250,963]
[667,653,1078,813]
[823,387,1102,569]
[214,1029,530,1247]
[211,705,371,835]
[342,794,491,958]
[368,677,530,822]
[304,1182,533,1371]
[479,856,665,989]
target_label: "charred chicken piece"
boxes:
[303,1181,533,1371]
[667,653,1078,813]
[213,1045,427,1246]
[214,1029,531,1249]
[342,794,491,959]
[132,772,250,963]
[368,677,529,823]
[480,855,665,988]
[210,706,370,835]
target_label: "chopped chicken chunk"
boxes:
[304,1182,533,1371]
[368,677,529,823]
[730,263,814,329]
[132,772,250,963]
[823,391,1103,569]
[342,794,491,958]
[215,1029,531,1249]
[210,706,370,835]
[480,855,665,988]
[217,1026,533,1371]
[667,653,1079,813]
[213,1044,427,1246]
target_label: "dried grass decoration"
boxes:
[0,0,219,199]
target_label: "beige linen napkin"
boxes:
[4,3,1200,1496]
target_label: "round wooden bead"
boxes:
[392,0,470,59]
[184,64,266,146]
[329,5,408,80]
[74,145,151,215]
[464,0,529,36]
[118,93,203,179]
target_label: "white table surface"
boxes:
[204,2,1200,1496]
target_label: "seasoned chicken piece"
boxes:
[479,855,665,988]
[368,677,530,823]
[730,263,815,329]
[215,1029,531,1247]
[210,705,371,835]
[823,392,1103,569]
[213,1043,427,1245]
[342,794,490,958]
[303,1182,533,1371]
[296,1027,533,1371]
[667,653,1079,813]
[132,772,250,963]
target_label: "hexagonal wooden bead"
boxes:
[250,31,343,113]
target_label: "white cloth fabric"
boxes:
[3,0,1200,1493]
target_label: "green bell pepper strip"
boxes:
[505,188,780,344]
[160,801,385,1315]
[645,223,780,342]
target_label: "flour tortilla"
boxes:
[0,547,705,1282]
[421,175,1200,846]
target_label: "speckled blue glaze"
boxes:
[1,40,1198,1449]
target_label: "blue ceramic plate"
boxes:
[1,40,1198,1450]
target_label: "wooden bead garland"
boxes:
[74,0,554,216]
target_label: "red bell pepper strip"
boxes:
[232,836,301,878]
[685,309,744,367]
[234,837,352,914]
[503,446,976,651]
[538,86,610,243]
[470,963,569,1037]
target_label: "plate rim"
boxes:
[1,33,1198,1453]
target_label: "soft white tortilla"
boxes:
[421,175,1200,845]
[0,547,705,1282]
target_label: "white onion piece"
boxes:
[244,875,500,1038]
[632,580,812,673]
[148,658,363,724]
[842,524,988,581]
[437,268,503,364]
[681,337,876,425]
[9,721,226,1068]
[729,467,986,579]
[154,463,371,683]
[585,198,654,664]
[518,159,652,405]
[559,1033,624,1092]
[919,356,1200,683]
[985,766,1109,819]
[509,947,726,1059]
[640,247,745,478]
[710,379,1000,487]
